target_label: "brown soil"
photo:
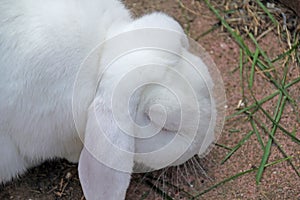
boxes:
[1,0,299,200]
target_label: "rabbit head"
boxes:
[77,13,224,200]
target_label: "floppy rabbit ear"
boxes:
[78,99,134,200]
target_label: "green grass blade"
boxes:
[281,59,290,86]
[249,48,260,89]
[286,77,300,87]
[254,0,278,26]
[227,76,300,119]
[254,119,300,177]
[256,95,287,184]
[250,119,265,149]
[239,49,245,97]
[196,22,221,39]
[256,60,293,102]
[249,32,273,69]
[144,179,173,200]
[221,131,254,164]
[226,91,279,119]
[192,157,293,198]
[215,143,232,151]
[272,42,299,63]
[202,0,251,55]
[253,95,300,145]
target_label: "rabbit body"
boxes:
[0,0,218,199]
[0,0,131,182]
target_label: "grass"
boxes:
[170,0,299,199]
[143,0,300,199]
[192,156,293,199]
[193,0,300,197]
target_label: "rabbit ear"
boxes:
[78,99,134,200]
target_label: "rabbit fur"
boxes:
[0,0,217,199]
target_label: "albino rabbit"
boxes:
[0,0,225,199]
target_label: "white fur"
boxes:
[0,0,217,199]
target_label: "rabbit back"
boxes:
[0,0,131,182]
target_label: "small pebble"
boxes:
[65,172,72,179]
[266,3,275,9]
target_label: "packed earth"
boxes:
[0,0,299,199]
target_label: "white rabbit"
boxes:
[0,0,225,199]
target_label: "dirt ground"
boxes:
[1,0,299,199]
